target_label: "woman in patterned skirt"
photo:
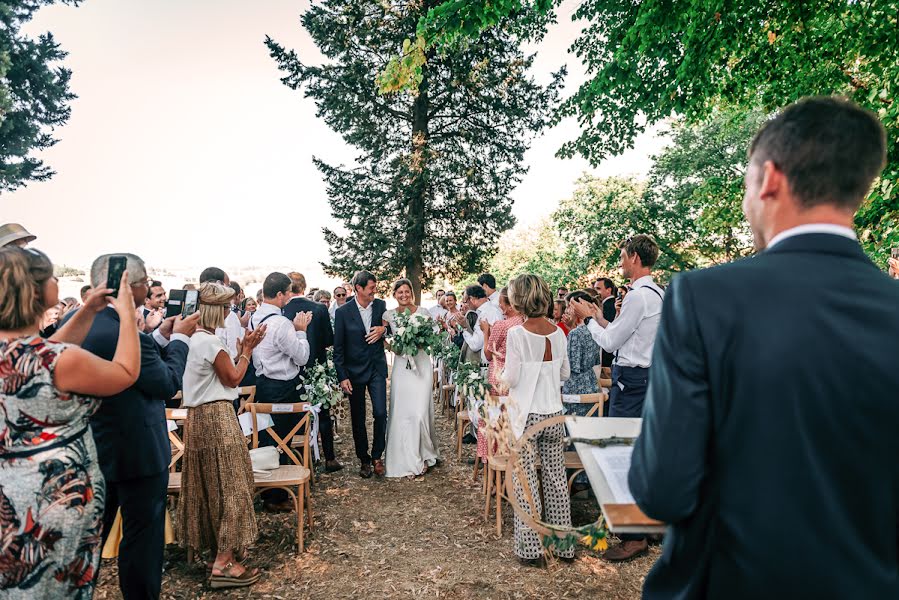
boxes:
[0,247,140,598]
[176,282,266,589]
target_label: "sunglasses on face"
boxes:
[335,293,346,298]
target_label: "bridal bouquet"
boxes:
[389,310,443,372]
[297,350,343,410]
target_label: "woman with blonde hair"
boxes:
[0,246,140,597]
[501,273,573,567]
[176,281,267,589]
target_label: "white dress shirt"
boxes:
[215,310,245,359]
[147,321,190,349]
[356,299,374,333]
[586,275,664,368]
[462,300,505,360]
[250,302,310,380]
[767,223,857,249]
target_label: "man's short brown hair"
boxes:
[287,272,306,295]
[749,96,887,210]
[622,234,660,268]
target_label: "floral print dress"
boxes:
[0,336,104,599]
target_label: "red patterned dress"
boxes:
[0,336,104,599]
[479,316,524,458]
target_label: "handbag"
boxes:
[249,446,279,477]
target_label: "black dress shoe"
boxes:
[325,460,344,473]
[359,463,373,478]
[462,433,477,444]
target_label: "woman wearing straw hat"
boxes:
[176,281,267,589]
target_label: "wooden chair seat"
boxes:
[167,472,181,495]
[251,465,310,553]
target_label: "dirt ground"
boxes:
[95,407,657,599]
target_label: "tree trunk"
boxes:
[404,47,431,305]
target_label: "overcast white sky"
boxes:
[4,0,664,273]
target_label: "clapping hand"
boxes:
[366,325,386,344]
[889,257,899,279]
[571,298,599,321]
[293,311,312,332]
[237,324,267,357]
[479,318,490,339]
[144,309,164,331]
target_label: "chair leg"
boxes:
[297,485,305,553]
[305,484,314,531]
[456,422,463,460]
[484,466,493,521]
[472,455,480,481]
[495,470,503,538]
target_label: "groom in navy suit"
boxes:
[333,270,388,478]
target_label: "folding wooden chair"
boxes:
[248,402,313,552]
[561,392,607,490]
[235,385,257,415]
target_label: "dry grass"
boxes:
[95,406,657,599]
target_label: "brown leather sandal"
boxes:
[209,562,261,589]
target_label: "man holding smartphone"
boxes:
[72,253,199,600]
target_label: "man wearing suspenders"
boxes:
[249,272,312,512]
[571,234,664,561]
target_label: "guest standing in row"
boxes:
[0,247,140,598]
[502,274,573,567]
[250,272,311,512]
[284,273,341,473]
[77,253,199,598]
[177,282,267,589]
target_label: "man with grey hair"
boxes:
[79,253,199,599]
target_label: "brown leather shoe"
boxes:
[324,460,344,473]
[602,539,648,562]
[373,459,385,477]
[359,463,373,479]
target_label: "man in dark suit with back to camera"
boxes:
[284,271,341,472]
[79,253,199,600]
[629,97,899,599]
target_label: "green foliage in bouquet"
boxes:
[454,360,490,401]
[297,350,343,410]
[389,310,444,358]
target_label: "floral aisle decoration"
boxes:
[296,349,343,410]
[388,310,443,374]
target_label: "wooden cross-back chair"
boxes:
[164,408,188,502]
[234,385,257,415]
[248,402,313,552]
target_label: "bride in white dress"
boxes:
[383,279,441,478]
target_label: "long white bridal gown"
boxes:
[384,307,441,477]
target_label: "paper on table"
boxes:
[591,445,635,504]
[238,412,275,437]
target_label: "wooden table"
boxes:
[566,416,665,535]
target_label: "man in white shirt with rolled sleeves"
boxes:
[458,284,504,364]
[573,234,664,418]
[571,233,663,562]
[250,271,312,512]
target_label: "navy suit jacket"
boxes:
[630,233,899,599]
[283,297,333,369]
[79,307,189,483]
[333,298,387,383]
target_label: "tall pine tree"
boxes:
[0,1,80,193]
[266,0,563,301]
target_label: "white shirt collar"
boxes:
[256,302,282,317]
[630,275,656,289]
[767,224,857,249]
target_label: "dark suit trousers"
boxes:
[101,470,168,600]
[348,371,387,463]
[609,364,649,542]
[256,374,302,503]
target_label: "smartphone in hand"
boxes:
[106,256,128,298]
[165,289,186,319]
[181,290,200,318]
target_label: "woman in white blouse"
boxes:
[176,282,267,589]
[501,274,574,567]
